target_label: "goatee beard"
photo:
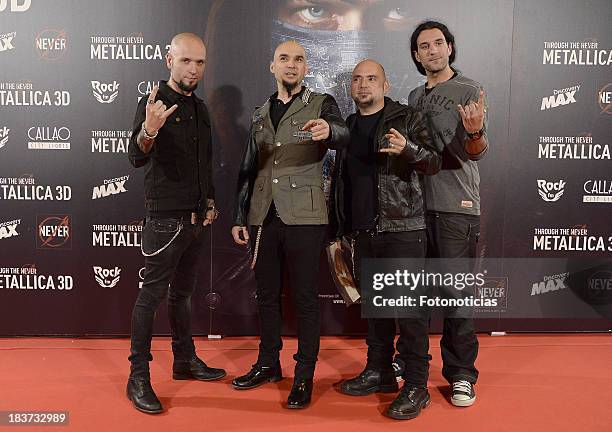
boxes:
[175,78,198,94]
[356,98,374,110]
[282,80,299,95]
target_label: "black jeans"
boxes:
[353,229,431,387]
[129,216,206,379]
[251,212,326,379]
[426,211,480,385]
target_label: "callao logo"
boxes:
[139,267,145,289]
[27,126,71,150]
[137,81,157,102]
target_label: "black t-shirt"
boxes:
[269,88,304,131]
[345,108,384,231]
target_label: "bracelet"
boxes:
[142,123,158,140]
[466,128,484,141]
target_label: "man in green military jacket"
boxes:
[231,40,349,409]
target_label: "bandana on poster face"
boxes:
[270,20,422,200]
[271,19,376,117]
[271,20,423,115]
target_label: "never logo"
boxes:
[35,29,67,60]
[598,83,612,115]
[37,215,71,249]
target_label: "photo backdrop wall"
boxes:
[0,0,610,335]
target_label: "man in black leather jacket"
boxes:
[332,60,441,420]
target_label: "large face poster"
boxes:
[203,0,513,335]
[0,1,609,335]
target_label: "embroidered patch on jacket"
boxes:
[292,131,313,142]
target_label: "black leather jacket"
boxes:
[233,92,350,226]
[330,98,442,237]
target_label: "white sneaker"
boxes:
[451,380,476,407]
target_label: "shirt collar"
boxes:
[158,80,203,105]
[269,85,306,103]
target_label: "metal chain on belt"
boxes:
[250,226,263,269]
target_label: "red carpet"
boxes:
[1,334,611,431]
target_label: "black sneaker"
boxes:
[386,385,430,420]
[451,380,476,407]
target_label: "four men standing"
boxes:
[128,19,488,418]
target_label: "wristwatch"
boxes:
[466,128,484,141]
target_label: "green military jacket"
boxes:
[233,87,349,227]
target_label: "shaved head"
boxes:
[353,59,386,81]
[273,40,306,61]
[169,32,206,56]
